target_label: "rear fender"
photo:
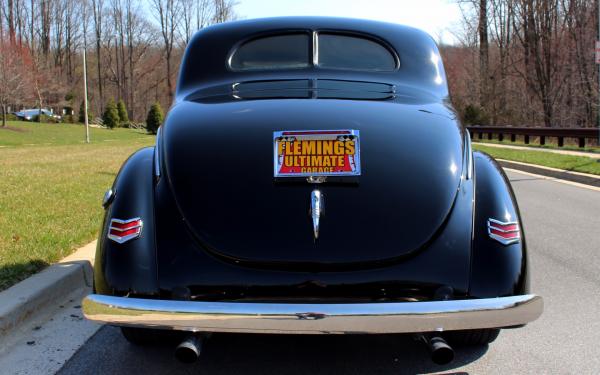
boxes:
[94,147,159,296]
[469,151,529,298]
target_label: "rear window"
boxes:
[317,34,396,71]
[229,32,397,72]
[230,34,310,71]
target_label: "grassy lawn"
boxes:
[474,144,600,176]
[0,121,148,146]
[0,121,155,291]
[473,138,600,154]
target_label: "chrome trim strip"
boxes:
[109,225,142,232]
[102,188,115,208]
[312,31,319,66]
[109,217,142,224]
[82,294,543,334]
[154,127,162,178]
[465,129,473,180]
[487,218,519,228]
[310,189,324,239]
[107,233,141,244]
[488,234,520,246]
[488,225,519,233]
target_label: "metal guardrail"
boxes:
[466,126,599,148]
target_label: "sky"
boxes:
[235,0,465,45]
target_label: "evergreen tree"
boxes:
[146,102,163,134]
[102,98,119,129]
[78,100,93,123]
[117,99,129,126]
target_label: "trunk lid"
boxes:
[163,86,464,268]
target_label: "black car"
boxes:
[83,17,543,365]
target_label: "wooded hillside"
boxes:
[0,0,236,123]
[444,0,598,128]
[1,0,598,129]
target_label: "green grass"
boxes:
[0,121,148,146]
[0,122,155,291]
[473,138,600,154]
[474,144,600,176]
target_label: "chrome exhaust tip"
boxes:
[414,333,454,365]
[175,335,204,364]
[428,336,454,365]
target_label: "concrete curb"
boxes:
[0,241,96,339]
[498,159,600,188]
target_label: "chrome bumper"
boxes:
[82,294,543,334]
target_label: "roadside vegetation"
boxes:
[473,138,600,154]
[0,121,151,147]
[474,144,600,176]
[0,122,155,291]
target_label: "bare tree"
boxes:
[152,0,181,102]
[196,0,212,29]
[92,0,105,110]
[29,0,33,53]
[6,0,15,44]
[180,0,214,44]
[40,0,50,56]
[0,41,31,126]
[0,0,4,41]
[478,0,489,108]
[0,0,240,122]
[180,0,194,45]
[213,0,236,23]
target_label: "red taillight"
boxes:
[108,218,143,244]
[487,219,520,245]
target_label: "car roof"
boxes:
[176,16,448,101]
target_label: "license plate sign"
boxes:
[273,130,361,177]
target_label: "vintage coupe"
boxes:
[83,17,543,364]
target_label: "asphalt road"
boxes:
[57,170,600,375]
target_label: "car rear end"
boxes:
[83,17,542,364]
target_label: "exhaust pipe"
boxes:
[414,333,454,365]
[175,334,204,363]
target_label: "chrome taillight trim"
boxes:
[487,218,520,245]
[108,217,143,244]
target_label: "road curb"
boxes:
[498,159,600,188]
[0,241,96,339]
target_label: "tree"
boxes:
[92,0,105,112]
[213,0,236,23]
[6,0,15,45]
[180,0,213,44]
[450,0,597,128]
[0,40,31,127]
[146,101,163,134]
[478,0,489,108]
[463,104,489,125]
[117,99,129,125]
[102,98,119,128]
[79,100,93,123]
[1,0,241,126]
[152,0,181,103]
